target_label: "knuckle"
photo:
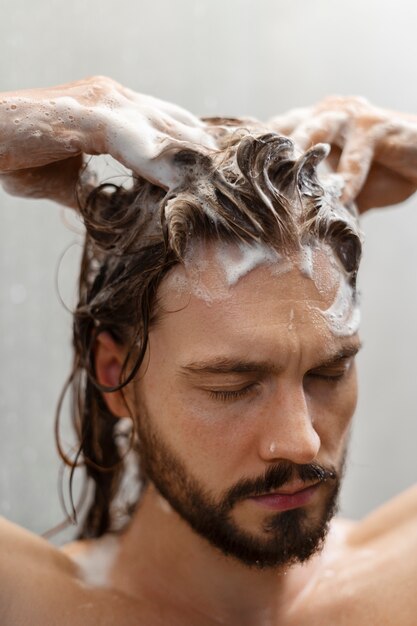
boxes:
[78,76,121,107]
[88,75,120,97]
[90,75,113,88]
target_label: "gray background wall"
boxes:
[0,0,416,541]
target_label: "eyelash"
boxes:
[208,384,257,402]
[207,366,350,402]
[307,370,348,384]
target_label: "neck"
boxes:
[112,485,322,625]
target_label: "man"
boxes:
[1,77,416,625]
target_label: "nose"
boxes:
[258,382,320,465]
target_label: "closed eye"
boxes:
[308,372,346,383]
[208,383,259,402]
[305,359,353,383]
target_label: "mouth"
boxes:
[249,482,321,512]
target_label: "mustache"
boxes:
[224,461,337,509]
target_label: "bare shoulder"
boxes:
[0,518,128,625]
[0,516,80,624]
[347,482,417,546]
[347,484,417,623]
[0,515,75,565]
[0,515,79,584]
[0,517,162,626]
[296,487,417,625]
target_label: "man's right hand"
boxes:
[0,76,218,208]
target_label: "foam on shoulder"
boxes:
[73,534,120,588]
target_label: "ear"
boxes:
[94,331,130,418]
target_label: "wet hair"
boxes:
[58,122,362,539]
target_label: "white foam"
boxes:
[0,86,218,194]
[111,418,141,531]
[215,241,280,286]
[321,172,345,200]
[74,534,120,588]
[178,240,360,337]
[318,277,361,337]
[298,245,314,279]
[179,241,282,305]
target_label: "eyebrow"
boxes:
[312,343,362,369]
[180,343,362,376]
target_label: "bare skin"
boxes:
[1,80,417,625]
[1,489,417,626]
[1,255,417,625]
[0,75,218,207]
[269,95,417,211]
[1,77,417,210]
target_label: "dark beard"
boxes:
[136,411,343,570]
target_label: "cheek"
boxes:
[309,375,358,455]
[137,378,249,482]
[180,415,244,476]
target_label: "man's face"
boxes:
[131,242,360,569]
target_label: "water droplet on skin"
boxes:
[269,442,278,454]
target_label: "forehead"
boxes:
[154,241,357,363]
[161,241,342,307]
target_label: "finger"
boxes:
[0,155,92,209]
[123,87,205,128]
[337,127,376,204]
[290,110,348,151]
[267,107,312,137]
[150,108,218,149]
[355,163,417,213]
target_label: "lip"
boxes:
[249,483,320,512]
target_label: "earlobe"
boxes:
[94,331,129,417]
